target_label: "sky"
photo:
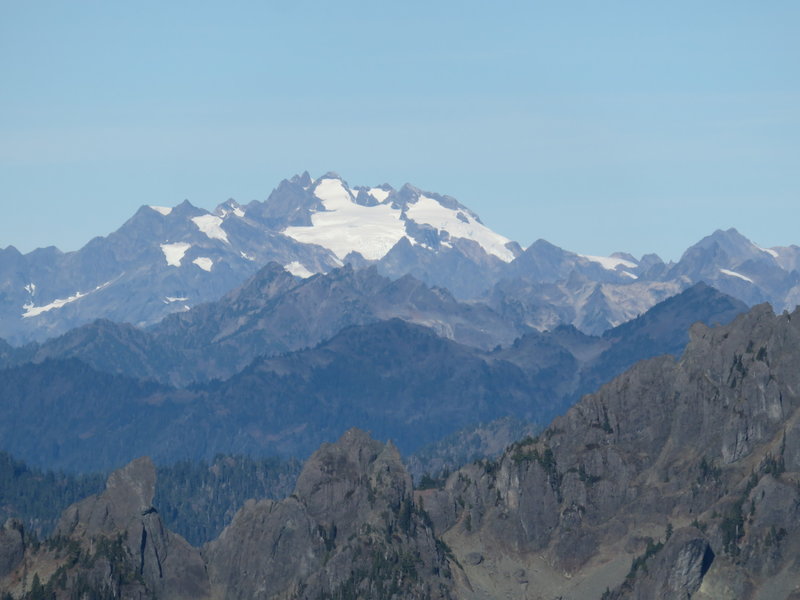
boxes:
[1,1,798,261]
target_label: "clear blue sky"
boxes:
[1,1,798,261]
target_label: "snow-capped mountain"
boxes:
[1,171,799,344]
[0,172,522,343]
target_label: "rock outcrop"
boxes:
[0,520,24,579]
[205,428,458,599]
[423,304,800,599]
[1,457,209,600]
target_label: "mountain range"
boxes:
[3,300,800,599]
[2,170,800,598]
[0,282,746,472]
[2,172,799,344]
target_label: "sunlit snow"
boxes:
[24,283,36,295]
[283,178,516,263]
[369,188,391,202]
[580,254,638,270]
[754,244,779,258]
[240,251,255,261]
[283,178,407,261]
[191,214,230,244]
[164,296,189,304]
[284,261,314,278]
[149,205,173,216]
[621,271,638,279]
[406,196,515,262]
[22,281,112,318]
[193,257,213,272]
[218,206,246,219]
[161,242,192,267]
[720,268,753,283]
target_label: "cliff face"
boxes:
[1,457,209,600]
[55,456,210,600]
[1,432,458,600]
[204,428,458,599]
[424,304,800,599]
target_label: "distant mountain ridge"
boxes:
[0,283,747,472]
[0,263,527,386]
[1,171,798,344]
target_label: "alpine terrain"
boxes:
[1,171,799,599]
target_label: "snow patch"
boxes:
[284,261,314,278]
[369,188,391,202]
[580,254,638,270]
[149,205,173,216]
[240,251,255,261]
[621,271,638,279]
[193,257,213,272]
[406,195,515,262]
[24,283,36,295]
[754,243,779,258]
[720,268,753,283]
[191,214,229,244]
[22,281,112,318]
[218,205,246,219]
[164,296,189,304]
[161,242,191,267]
[283,178,407,261]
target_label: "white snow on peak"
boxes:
[283,178,514,262]
[218,205,246,219]
[720,268,754,283]
[149,205,173,216]
[284,261,315,278]
[406,195,516,262]
[753,243,779,259]
[282,177,407,261]
[580,254,638,271]
[164,296,189,304]
[369,188,391,202]
[24,283,36,295]
[193,257,214,272]
[191,214,230,244]
[621,271,638,279]
[161,242,191,267]
[240,251,255,261]
[22,281,112,318]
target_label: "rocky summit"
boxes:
[1,430,458,600]
[3,302,800,599]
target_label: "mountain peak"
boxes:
[214,198,245,218]
[318,171,344,182]
[290,171,314,188]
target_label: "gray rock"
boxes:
[57,457,210,600]
[205,428,457,599]
[0,519,24,578]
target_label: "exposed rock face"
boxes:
[609,529,716,599]
[424,303,800,599]
[205,428,457,599]
[0,520,24,578]
[51,458,209,599]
